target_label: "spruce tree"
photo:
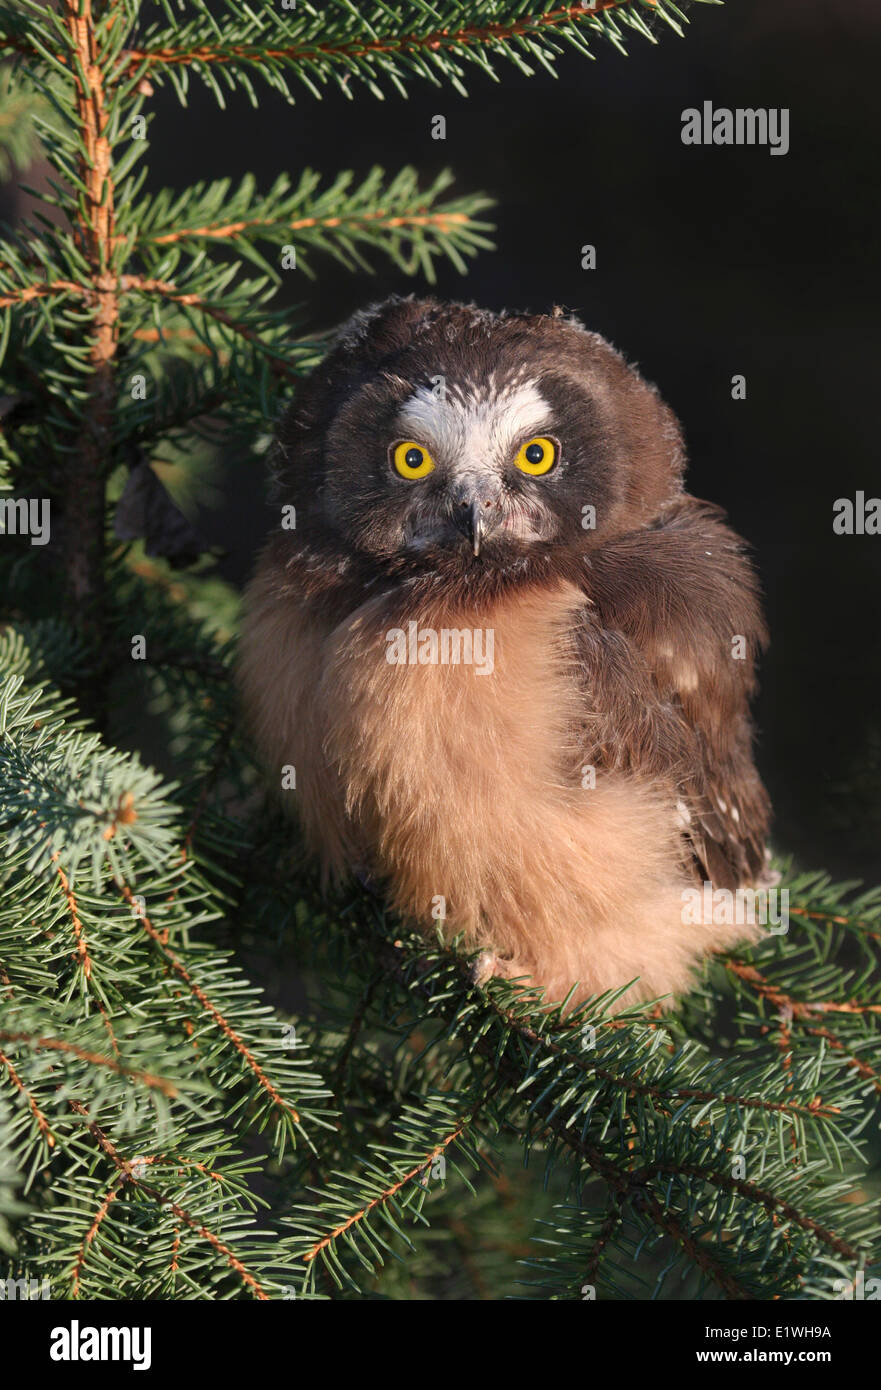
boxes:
[0,0,878,1303]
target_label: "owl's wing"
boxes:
[677,712,771,890]
[576,498,771,890]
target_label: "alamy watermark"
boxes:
[385,621,494,676]
[49,1321,152,1370]
[833,491,880,534]
[681,882,789,934]
[0,496,50,545]
[1,1274,51,1299]
[681,102,790,157]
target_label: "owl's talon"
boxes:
[469,949,530,987]
[469,949,496,985]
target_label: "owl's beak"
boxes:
[454,489,500,558]
[466,499,485,557]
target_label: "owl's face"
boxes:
[277,298,685,591]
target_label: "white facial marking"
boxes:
[397,378,550,480]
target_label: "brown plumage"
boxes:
[239,297,772,1006]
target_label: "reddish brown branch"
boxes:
[0,1029,178,1096]
[0,279,90,310]
[68,1102,267,1299]
[376,938,862,1296]
[52,853,120,1056]
[150,208,472,246]
[789,904,879,939]
[0,1046,56,1146]
[71,1182,120,1297]
[53,857,92,981]
[725,957,881,1018]
[723,954,881,1095]
[1,2,651,72]
[119,274,299,378]
[120,3,652,74]
[803,1025,881,1093]
[640,1159,863,1264]
[480,988,836,1122]
[641,1189,748,1299]
[63,0,117,652]
[2,275,306,383]
[119,883,300,1124]
[303,1119,467,1265]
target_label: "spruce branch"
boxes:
[67,1100,270,1300]
[136,167,494,282]
[0,651,335,1161]
[60,0,119,652]
[283,875,879,1298]
[120,882,302,1128]
[121,2,714,102]
[291,1090,491,1292]
[0,1040,56,1148]
[119,273,305,378]
[0,2,717,103]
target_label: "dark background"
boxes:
[65,1,881,878]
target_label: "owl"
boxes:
[239,296,772,1006]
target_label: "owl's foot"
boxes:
[469,949,533,989]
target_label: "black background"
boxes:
[139,0,881,882]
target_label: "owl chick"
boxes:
[239,297,772,1006]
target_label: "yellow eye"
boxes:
[514,436,557,476]
[393,440,435,480]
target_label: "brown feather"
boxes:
[240,556,761,1005]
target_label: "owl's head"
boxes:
[275,297,685,592]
